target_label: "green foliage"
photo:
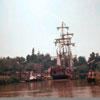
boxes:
[88,52,100,71]
[76,64,89,79]
[1,48,100,81]
[25,62,35,71]
[73,56,86,66]
[0,48,56,75]
[73,57,79,66]
[32,48,35,55]
[0,76,19,85]
[78,56,86,65]
[77,64,89,73]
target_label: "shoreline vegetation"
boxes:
[0,76,19,85]
[0,48,100,85]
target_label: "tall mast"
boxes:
[55,22,75,68]
[57,21,69,37]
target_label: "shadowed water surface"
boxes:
[0,79,100,98]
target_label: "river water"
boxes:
[0,79,100,98]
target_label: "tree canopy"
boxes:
[0,48,100,75]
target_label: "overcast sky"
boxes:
[0,0,100,59]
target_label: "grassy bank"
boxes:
[76,64,89,79]
[0,76,19,85]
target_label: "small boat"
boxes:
[87,60,100,83]
[29,75,37,81]
[27,71,42,82]
[20,81,26,83]
[87,70,96,83]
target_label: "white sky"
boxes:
[0,0,100,60]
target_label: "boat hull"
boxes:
[52,75,70,79]
[87,78,96,83]
[26,79,42,82]
[50,66,71,80]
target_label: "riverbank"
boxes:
[0,76,19,85]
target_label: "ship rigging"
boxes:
[55,22,75,68]
[50,22,75,79]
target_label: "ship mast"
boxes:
[55,22,75,69]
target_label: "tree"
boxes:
[25,62,34,71]
[78,56,86,65]
[32,48,35,55]
[15,57,25,65]
[73,56,79,66]
[88,52,97,71]
[26,55,31,62]
[37,53,44,63]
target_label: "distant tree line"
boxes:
[73,56,87,66]
[73,52,100,71]
[0,48,56,75]
[0,47,100,75]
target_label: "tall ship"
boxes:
[50,22,75,79]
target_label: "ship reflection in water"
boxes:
[0,79,100,98]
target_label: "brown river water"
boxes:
[0,79,100,98]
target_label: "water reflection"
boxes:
[0,79,100,98]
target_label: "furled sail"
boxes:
[70,51,73,67]
[56,51,61,66]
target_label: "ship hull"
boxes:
[52,75,70,79]
[50,66,71,80]
[26,79,42,82]
[87,78,96,83]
